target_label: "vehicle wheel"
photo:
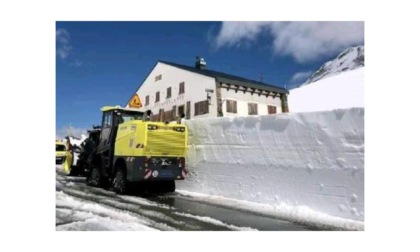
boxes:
[87,166,102,187]
[69,165,83,177]
[86,168,93,185]
[69,166,77,176]
[113,169,128,195]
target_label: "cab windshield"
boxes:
[118,111,144,123]
[56,144,66,151]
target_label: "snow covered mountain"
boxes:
[302,45,364,85]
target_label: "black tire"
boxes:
[69,166,77,176]
[69,165,84,177]
[86,168,92,185]
[87,165,102,187]
[113,169,128,195]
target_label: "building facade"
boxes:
[126,58,289,121]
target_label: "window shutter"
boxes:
[194,102,198,116]
[179,82,185,94]
[155,92,160,102]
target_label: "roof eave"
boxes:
[159,61,289,94]
[216,77,289,94]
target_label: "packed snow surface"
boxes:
[289,68,364,113]
[56,166,263,231]
[181,108,364,222]
[56,190,158,231]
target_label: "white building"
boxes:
[126,58,289,121]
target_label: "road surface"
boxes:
[56,167,315,231]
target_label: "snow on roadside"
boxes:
[176,190,364,231]
[182,108,364,223]
[56,191,158,231]
[173,212,257,231]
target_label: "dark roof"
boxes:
[159,61,289,94]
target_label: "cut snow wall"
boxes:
[289,68,364,113]
[180,108,364,222]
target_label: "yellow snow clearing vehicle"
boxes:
[56,140,72,174]
[75,106,188,194]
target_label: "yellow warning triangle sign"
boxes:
[128,94,142,108]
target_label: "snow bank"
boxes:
[66,135,87,147]
[289,68,364,113]
[180,108,364,225]
[176,190,363,231]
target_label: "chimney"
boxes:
[195,56,207,70]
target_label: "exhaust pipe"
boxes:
[143,110,152,121]
[177,113,185,124]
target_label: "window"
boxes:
[194,100,209,116]
[226,100,237,113]
[167,87,172,98]
[155,74,162,82]
[179,82,185,94]
[103,112,112,127]
[145,95,149,106]
[155,91,160,103]
[56,144,66,151]
[268,105,277,114]
[248,103,258,115]
[115,110,144,124]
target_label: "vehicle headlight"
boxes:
[148,125,158,130]
[173,127,185,132]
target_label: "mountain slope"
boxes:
[303,45,364,85]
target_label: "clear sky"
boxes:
[56,21,364,138]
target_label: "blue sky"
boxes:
[56,21,364,137]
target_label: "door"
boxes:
[98,111,112,151]
[186,101,191,119]
[159,109,164,122]
[178,105,185,117]
[172,106,176,121]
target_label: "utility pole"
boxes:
[259,72,264,82]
